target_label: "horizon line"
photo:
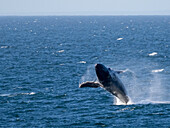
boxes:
[0,14,170,16]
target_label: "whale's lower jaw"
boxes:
[105,87,129,104]
[116,93,129,104]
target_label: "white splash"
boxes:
[152,69,164,73]
[135,100,170,104]
[80,63,169,105]
[79,65,96,84]
[149,52,157,56]
[115,66,168,105]
[114,97,133,105]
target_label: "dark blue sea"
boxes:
[0,16,170,127]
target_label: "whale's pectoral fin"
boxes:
[108,68,124,74]
[115,70,124,74]
[79,82,101,88]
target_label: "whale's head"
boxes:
[95,64,110,83]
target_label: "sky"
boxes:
[0,0,170,15]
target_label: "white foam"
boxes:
[114,97,133,105]
[33,19,37,23]
[116,99,170,105]
[79,65,96,84]
[117,38,123,41]
[1,46,8,49]
[152,69,164,73]
[57,50,64,53]
[149,52,157,56]
[149,101,170,104]
[134,100,170,104]
[0,94,11,97]
[78,61,86,64]
[29,92,36,95]
[21,92,36,95]
[0,92,36,97]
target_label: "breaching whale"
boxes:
[79,64,129,104]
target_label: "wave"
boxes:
[114,98,170,105]
[152,69,164,73]
[0,92,36,97]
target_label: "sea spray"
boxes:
[79,64,169,105]
[79,65,97,85]
[120,68,168,104]
[125,68,168,104]
[114,97,133,105]
[114,68,142,103]
[149,71,165,101]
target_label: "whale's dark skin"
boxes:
[79,64,129,104]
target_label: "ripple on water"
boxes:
[0,16,169,127]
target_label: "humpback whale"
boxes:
[79,64,129,104]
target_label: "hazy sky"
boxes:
[0,0,170,15]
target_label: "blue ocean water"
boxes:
[0,16,169,127]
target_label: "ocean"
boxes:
[0,16,169,127]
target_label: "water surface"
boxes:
[0,16,169,127]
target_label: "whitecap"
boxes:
[29,92,36,95]
[21,92,36,95]
[1,46,8,49]
[33,20,37,23]
[152,69,164,73]
[149,52,157,56]
[57,50,64,53]
[117,38,123,41]
[78,61,86,64]
[0,94,11,97]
